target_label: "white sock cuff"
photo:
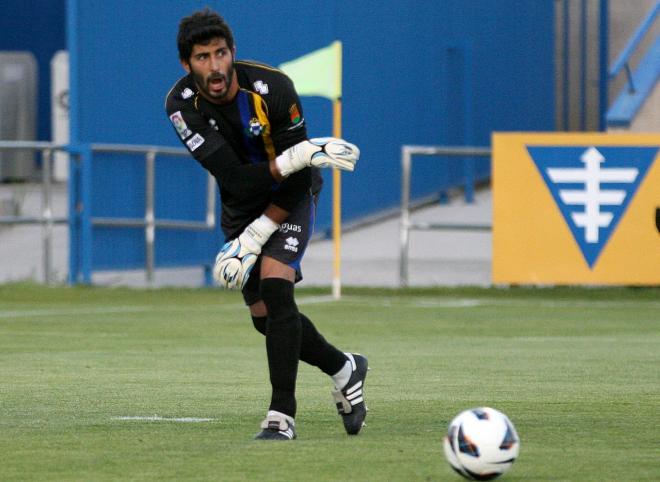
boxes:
[267,410,295,425]
[331,356,353,390]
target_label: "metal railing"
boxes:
[88,144,216,284]
[0,141,216,285]
[399,145,492,287]
[608,1,660,94]
[0,141,68,284]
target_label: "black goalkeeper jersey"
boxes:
[165,60,322,239]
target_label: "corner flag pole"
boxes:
[332,98,342,300]
[331,41,343,300]
[278,41,344,299]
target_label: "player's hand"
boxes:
[308,137,360,171]
[213,239,257,290]
[213,215,279,289]
[275,138,360,177]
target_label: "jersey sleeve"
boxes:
[267,73,308,153]
[265,73,314,212]
[165,94,225,161]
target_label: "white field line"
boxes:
[320,296,660,310]
[335,297,484,308]
[297,295,338,305]
[1,296,657,320]
[0,306,154,319]
[0,304,246,319]
[111,415,217,423]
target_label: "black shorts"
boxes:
[241,193,316,306]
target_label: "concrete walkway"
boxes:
[0,183,491,288]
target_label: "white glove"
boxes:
[275,138,360,177]
[213,214,280,289]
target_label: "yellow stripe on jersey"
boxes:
[251,92,276,160]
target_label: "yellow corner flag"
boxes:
[279,41,345,300]
[278,41,342,100]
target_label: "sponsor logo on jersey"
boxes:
[528,145,655,268]
[186,133,205,152]
[253,80,269,95]
[284,236,299,252]
[289,103,301,124]
[169,111,193,139]
[279,223,302,234]
[181,87,194,99]
[246,118,263,137]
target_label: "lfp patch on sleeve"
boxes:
[169,111,193,140]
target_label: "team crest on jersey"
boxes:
[289,103,301,124]
[528,145,656,268]
[246,118,264,137]
[169,111,192,139]
[181,87,194,99]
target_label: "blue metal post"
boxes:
[563,0,570,130]
[464,41,475,203]
[203,265,213,287]
[66,0,79,146]
[67,0,81,284]
[580,0,588,131]
[599,0,609,131]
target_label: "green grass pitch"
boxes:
[1,283,658,481]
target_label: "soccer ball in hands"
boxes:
[443,407,520,480]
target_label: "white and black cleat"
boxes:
[254,414,297,441]
[332,353,369,435]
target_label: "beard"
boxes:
[193,62,235,102]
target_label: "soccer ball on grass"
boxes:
[443,407,520,480]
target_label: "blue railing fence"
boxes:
[608,1,659,94]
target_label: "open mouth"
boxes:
[208,76,225,93]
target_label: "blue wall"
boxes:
[67,0,555,273]
[1,0,66,142]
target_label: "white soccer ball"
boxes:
[442,407,520,480]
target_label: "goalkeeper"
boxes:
[166,8,368,441]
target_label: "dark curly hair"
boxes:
[177,8,235,61]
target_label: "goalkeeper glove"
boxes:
[213,214,280,289]
[275,137,360,177]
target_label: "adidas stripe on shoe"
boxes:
[332,353,368,435]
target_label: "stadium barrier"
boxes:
[0,140,67,284]
[68,144,216,285]
[0,141,216,285]
[399,145,491,287]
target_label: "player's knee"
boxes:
[259,277,297,321]
[251,315,267,335]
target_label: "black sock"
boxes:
[298,312,347,376]
[260,278,301,418]
[251,313,346,376]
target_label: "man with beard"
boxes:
[165,8,368,440]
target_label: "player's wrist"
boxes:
[275,140,320,177]
[241,214,280,251]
